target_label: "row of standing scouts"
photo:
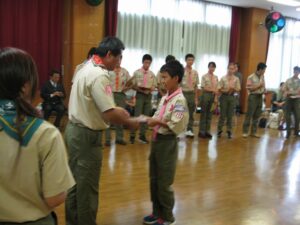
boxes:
[99,50,300,142]
[1,36,300,225]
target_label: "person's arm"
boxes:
[45,192,67,208]
[102,107,139,129]
[246,78,262,91]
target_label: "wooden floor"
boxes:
[55,114,300,225]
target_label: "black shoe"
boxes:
[227,131,232,139]
[130,136,135,144]
[217,131,222,138]
[116,139,127,145]
[198,132,206,139]
[205,132,212,139]
[105,141,111,147]
[286,132,291,139]
[139,136,149,144]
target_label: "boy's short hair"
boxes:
[256,62,267,71]
[142,54,152,62]
[160,60,184,83]
[185,53,194,61]
[165,55,175,63]
[208,61,216,68]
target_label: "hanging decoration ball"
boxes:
[265,11,286,33]
[86,0,104,6]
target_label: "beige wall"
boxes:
[63,0,105,102]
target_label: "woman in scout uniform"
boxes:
[198,61,218,139]
[143,60,189,225]
[217,63,241,139]
[242,62,267,138]
[0,47,75,225]
[181,53,199,138]
[105,57,131,146]
[283,66,300,138]
[129,54,157,144]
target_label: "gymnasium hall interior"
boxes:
[1,0,300,225]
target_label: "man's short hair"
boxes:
[50,69,60,77]
[293,66,300,72]
[96,36,125,57]
[256,62,267,71]
[160,60,184,83]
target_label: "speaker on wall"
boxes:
[86,0,104,6]
[265,11,286,33]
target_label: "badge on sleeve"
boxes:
[105,85,112,96]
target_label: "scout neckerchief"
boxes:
[92,55,113,96]
[185,68,193,89]
[0,99,43,146]
[152,87,182,140]
[141,68,148,88]
[115,67,121,91]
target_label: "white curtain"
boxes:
[265,18,300,89]
[117,0,232,77]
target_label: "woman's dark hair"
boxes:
[95,36,125,57]
[185,53,194,61]
[160,60,184,83]
[256,62,267,71]
[293,66,300,72]
[208,61,216,68]
[142,54,152,63]
[0,47,40,142]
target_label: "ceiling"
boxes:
[207,0,300,19]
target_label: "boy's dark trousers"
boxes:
[149,134,178,222]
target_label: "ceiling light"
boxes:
[267,0,300,7]
[297,7,300,11]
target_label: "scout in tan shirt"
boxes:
[199,61,218,138]
[0,47,74,224]
[283,66,300,138]
[217,63,241,138]
[65,37,140,225]
[242,62,267,138]
[128,54,157,144]
[143,60,188,225]
[105,61,131,145]
[180,53,199,137]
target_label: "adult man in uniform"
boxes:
[129,54,157,144]
[217,63,241,139]
[242,62,267,138]
[198,62,218,139]
[283,66,300,138]
[105,57,131,146]
[64,37,140,225]
[181,54,199,138]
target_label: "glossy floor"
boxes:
[56,115,300,225]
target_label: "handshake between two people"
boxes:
[111,107,165,130]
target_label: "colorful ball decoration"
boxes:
[265,11,286,33]
[86,0,103,6]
